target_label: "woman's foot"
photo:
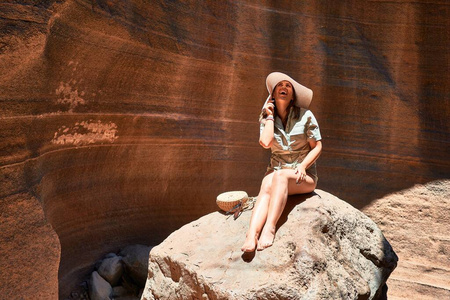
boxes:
[257,226,276,250]
[241,234,258,252]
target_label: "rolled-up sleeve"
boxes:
[305,111,322,141]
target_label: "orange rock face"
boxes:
[0,0,448,298]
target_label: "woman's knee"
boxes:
[271,170,290,185]
[260,182,271,196]
[259,176,272,195]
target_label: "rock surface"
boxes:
[0,193,60,299]
[363,180,450,300]
[98,255,123,286]
[0,0,448,298]
[70,246,149,300]
[142,190,397,300]
[89,271,112,300]
[120,245,152,287]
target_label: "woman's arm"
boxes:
[259,119,274,148]
[259,100,275,148]
[295,140,322,183]
[301,140,322,169]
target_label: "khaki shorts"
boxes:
[264,163,318,183]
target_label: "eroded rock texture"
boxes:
[363,180,450,300]
[142,190,397,300]
[0,0,448,298]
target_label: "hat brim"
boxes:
[265,72,313,109]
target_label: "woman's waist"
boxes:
[268,158,317,173]
[270,150,309,163]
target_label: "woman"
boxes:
[241,72,322,252]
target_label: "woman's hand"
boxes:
[263,100,275,116]
[259,100,276,148]
[295,164,307,184]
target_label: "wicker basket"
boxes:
[216,191,248,213]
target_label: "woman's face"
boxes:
[273,80,294,103]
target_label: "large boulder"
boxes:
[142,190,397,300]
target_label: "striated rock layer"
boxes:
[142,190,398,300]
[0,0,448,298]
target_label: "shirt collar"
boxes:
[275,107,297,132]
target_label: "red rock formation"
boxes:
[0,0,448,298]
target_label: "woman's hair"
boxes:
[259,85,300,122]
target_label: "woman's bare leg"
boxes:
[257,169,316,250]
[241,173,274,252]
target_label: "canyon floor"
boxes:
[363,180,450,300]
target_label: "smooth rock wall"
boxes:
[0,0,448,298]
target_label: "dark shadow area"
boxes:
[306,2,449,208]
[276,191,316,230]
[374,283,388,300]
[241,250,256,263]
[418,3,450,182]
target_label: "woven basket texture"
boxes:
[216,191,248,212]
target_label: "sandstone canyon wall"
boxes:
[0,0,448,298]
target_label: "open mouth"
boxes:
[280,91,287,95]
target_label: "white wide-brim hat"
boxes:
[263,72,313,109]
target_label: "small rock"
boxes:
[119,244,151,287]
[112,285,130,298]
[98,255,123,286]
[94,259,103,270]
[80,280,88,290]
[121,272,140,295]
[89,271,112,300]
[105,252,118,259]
